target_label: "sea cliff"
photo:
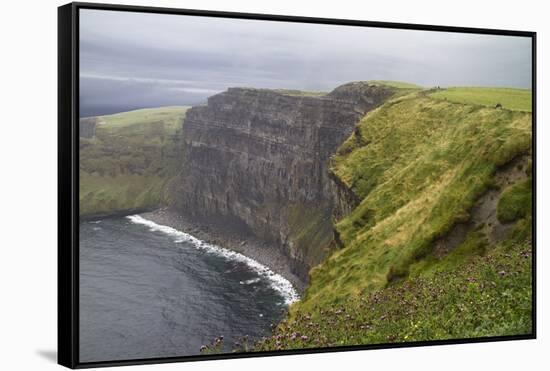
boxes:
[170,82,397,279]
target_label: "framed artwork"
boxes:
[58,2,536,368]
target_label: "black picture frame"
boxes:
[58,2,537,368]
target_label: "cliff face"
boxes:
[79,107,188,218]
[171,82,395,279]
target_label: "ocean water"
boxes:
[79,216,298,363]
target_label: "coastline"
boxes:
[138,208,307,294]
[80,206,156,222]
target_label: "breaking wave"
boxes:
[127,215,299,305]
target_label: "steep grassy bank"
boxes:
[255,87,533,350]
[255,219,531,350]
[79,106,188,217]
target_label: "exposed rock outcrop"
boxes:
[171,82,395,280]
[432,154,531,257]
[328,169,362,225]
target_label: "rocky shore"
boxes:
[139,208,307,293]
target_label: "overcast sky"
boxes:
[80,9,532,117]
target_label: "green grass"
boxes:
[255,217,532,351]
[497,178,532,223]
[408,229,489,278]
[80,174,168,215]
[303,92,531,307]
[368,80,423,89]
[285,203,335,267]
[89,106,188,128]
[79,106,188,217]
[430,87,532,112]
[253,88,532,351]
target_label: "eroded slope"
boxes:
[255,88,533,349]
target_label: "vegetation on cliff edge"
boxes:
[255,87,532,350]
[79,106,188,217]
[254,218,531,350]
[367,80,423,89]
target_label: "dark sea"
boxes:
[79,216,297,362]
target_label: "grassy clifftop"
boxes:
[367,80,423,89]
[79,106,188,218]
[256,87,532,350]
[429,87,532,112]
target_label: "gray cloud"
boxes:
[80,9,532,117]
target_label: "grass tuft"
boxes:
[497,178,532,223]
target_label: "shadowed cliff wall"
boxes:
[171,82,396,279]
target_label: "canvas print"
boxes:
[78,8,533,363]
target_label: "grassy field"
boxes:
[254,88,532,350]
[429,87,532,112]
[368,80,423,89]
[90,106,187,128]
[79,106,188,217]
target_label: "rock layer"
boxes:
[171,82,395,279]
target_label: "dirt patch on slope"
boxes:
[433,155,530,257]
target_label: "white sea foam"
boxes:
[127,215,300,305]
[240,278,261,285]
